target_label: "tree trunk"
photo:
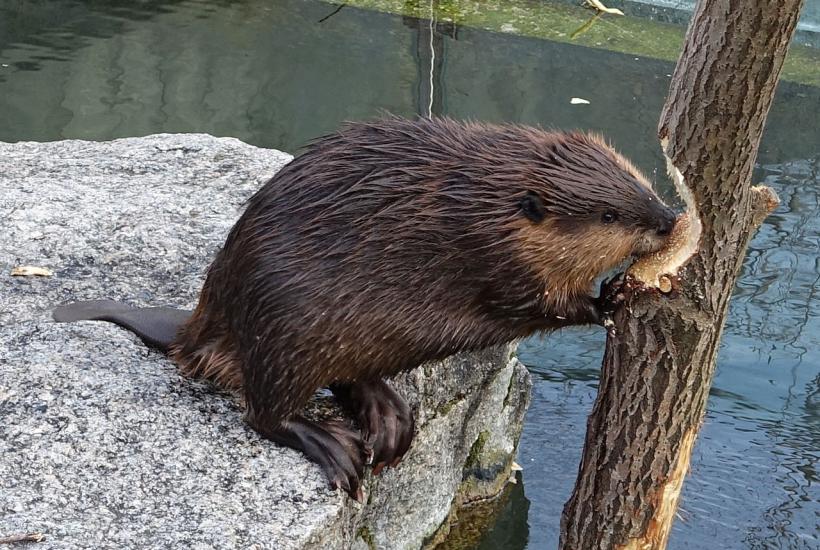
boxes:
[559,1,805,549]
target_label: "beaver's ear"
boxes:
[520,191,546,223]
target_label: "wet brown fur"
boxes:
[167,116,675,434]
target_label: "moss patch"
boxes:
[463,430,489,471]
[437,396,461,416]
[329,0,820,87]
[357,525,377,550]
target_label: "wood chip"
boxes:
[11,266,53,277]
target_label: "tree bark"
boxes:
[559,1,805,549]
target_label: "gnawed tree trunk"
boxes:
[559,1,805,549]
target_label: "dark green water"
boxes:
[1,1,818,548]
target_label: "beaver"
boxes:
[54,116,676,500]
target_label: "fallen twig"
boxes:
[0,533,45,545]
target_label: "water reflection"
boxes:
[0,1,817,548]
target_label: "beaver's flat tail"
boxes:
[53,300,192,351]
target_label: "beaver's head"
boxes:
[512,132,676,296]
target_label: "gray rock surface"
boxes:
[0,134,531,549]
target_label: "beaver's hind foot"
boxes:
[262,416,366,501]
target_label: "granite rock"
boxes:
[0,134,531,549]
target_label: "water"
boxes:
[1,1,817,548]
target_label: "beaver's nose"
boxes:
[656,217,674,237]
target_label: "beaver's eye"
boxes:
[520,191,546,223]
[601,210,618,224]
